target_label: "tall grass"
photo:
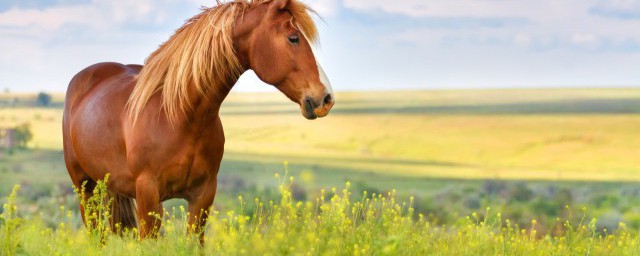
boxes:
[2,173,640,256]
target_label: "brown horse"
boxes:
[62,0,334,241]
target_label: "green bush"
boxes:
[36,92,51,107]
[13,123,33,149]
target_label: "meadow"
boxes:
[4,177,640,255]
[1,88,640,254]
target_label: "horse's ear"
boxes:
[268,0,290,17]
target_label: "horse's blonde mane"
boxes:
[127,0,318,126]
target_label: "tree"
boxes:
[13,123,33,148]
[36,92,52,107]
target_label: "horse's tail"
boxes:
[109,191,138,233]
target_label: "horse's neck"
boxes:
[185,9,259,124]
[187,75,241,122]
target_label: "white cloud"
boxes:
[341,0,640,52]
[591,0,640,19]
[309,0,340,17]
[0,0,205,91]
[0,0,639,91]
[341,0,558,19]
[513,34,532,46]
[0,5,95,30]
[571,33,598,44]
[93,0,156,24]
[0,0,192,34]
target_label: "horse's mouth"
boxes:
[303,99,318,120]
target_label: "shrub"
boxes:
[13,123,33,149]
[36,92,52,107]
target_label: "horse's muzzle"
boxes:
[302,93,334,120]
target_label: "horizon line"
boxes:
[3,86,640,95]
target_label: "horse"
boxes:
[62,0,334,242]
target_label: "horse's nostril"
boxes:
[304,98,313,108]
[304,97,315,112]
[323,94,333,105]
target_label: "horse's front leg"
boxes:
[187,179,217,245]
[135,175,163,239]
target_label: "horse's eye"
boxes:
[288,35,300,45]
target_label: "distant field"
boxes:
[3,88,640,234]
[218,89,640,182]
[1,89,640,186]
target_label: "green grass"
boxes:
[0,149,69,209]
[3,177,640,256]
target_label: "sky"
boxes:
[0,0,639,93]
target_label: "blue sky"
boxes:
[0,0,639,93]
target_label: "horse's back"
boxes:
[65,62,141,111]
[64,62,140,136]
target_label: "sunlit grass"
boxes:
[3,89,640,181]
[0,108,63,150]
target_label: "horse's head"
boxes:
[235,0,334,120]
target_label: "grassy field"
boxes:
[221,89,640,181]
[1,89,640,202]
[3,179,640,256]
[1,89,640,254]
[2,89,639,182]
